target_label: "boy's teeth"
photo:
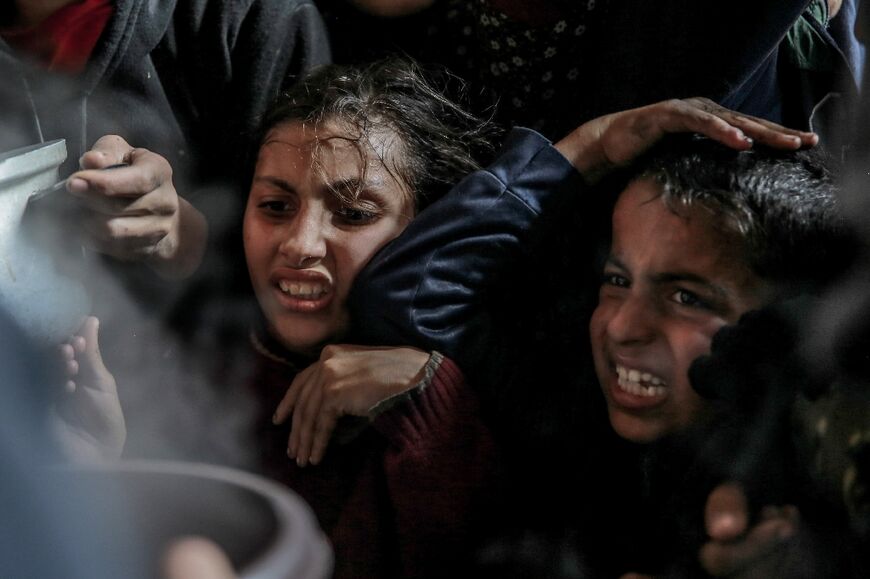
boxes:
[615,364,667,397]
[278,280,327,298]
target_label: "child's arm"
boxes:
[272,344,432,466]
[350,99,818,372]
[50,317,126,461]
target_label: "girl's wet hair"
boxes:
[258,58,500,211]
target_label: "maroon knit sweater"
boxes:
[249,348,503,579]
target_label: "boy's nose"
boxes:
[606,294,657,346]
[279,209,327,268]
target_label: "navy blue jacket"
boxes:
[350,128,587,376]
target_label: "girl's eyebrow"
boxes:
[326,175,385,192]
[253,176,295,193]
[325,177,390,205]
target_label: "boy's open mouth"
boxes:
[615,364,667,398]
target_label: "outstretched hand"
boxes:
[700,482,800,578]
[555,97,819,185]
[68,135,207,279]
[273,344,430,467]
[50,316,126,461]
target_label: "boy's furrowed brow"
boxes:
[604,255,628,271]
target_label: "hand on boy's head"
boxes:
[66,135,206,278]
[700,482,800,578]
[51,316,126,462]
[555,98,818,185]
[272,344,430,467]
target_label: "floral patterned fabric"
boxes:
[417,0,604,138]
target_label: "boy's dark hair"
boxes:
[630,136,852,291]
[258,58,500,211]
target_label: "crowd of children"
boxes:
[1,1,868,578]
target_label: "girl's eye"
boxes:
[671,289,709,309]
[602,272,630,288]
[258,200,292,214]
[335,205,381,225]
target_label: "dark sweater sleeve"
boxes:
[160,0,331,187]
[349,127,586,375]
[371,355,503,579]
[225,0,332,140]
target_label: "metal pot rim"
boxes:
[54,459,334,579]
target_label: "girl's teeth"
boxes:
[278,280,327,298]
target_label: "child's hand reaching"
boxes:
[50,316,126,461]
[272,345,431,467]
[555,97,819,185]
[700,482,801,579]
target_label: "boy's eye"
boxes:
[335,205,381,225]
[602,272,630,288]
[670,289,709,309]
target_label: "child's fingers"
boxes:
[60,343,79,375]
[665,100,752,147]
[273,364,315,425]
[308,411,339,466]
[65,357,80,377]
[80,316,99,354]
[717,114,804,149]
[292,379,324,467]
[699,515,797,577]
[648,99,811,152]
[288,367,319,459]
[603,101,753,169]
[682,98,816,149]
[58,342,79,392]
[623,99,750,152]
[705,482,750,540]
[77,317,115,393]
[71,335,86,354]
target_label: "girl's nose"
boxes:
[279,208,327,268]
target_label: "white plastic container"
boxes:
[0,139,90,346]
